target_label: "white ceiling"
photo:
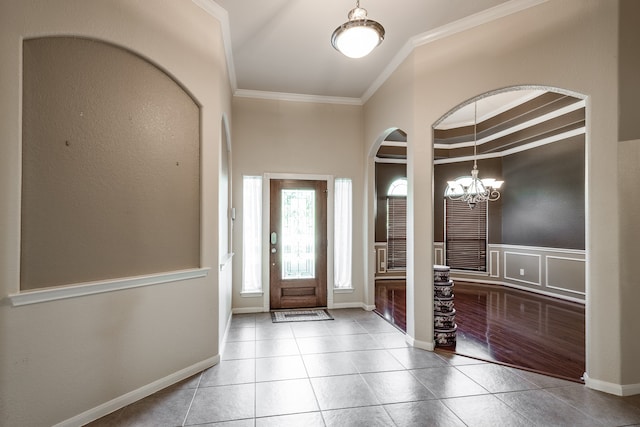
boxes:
[210,0,520,102]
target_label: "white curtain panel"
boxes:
[242,176,262,292]
[334,178,352,289]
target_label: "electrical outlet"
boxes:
[519,268,525,276]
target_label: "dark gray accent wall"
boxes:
[375,163,406,242]
[501,135,585,249]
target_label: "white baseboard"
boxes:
[450,276,586,304]
[55,356,219,427]
[584,373,640,396]
[331,302,375,311]
[232,306,268,314]
[232,304,375,313]
[621,383,640,396]
[406,335,435,351]
[219,310,234,357]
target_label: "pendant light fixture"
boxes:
[331,0,385,59]
[445,102,504,209]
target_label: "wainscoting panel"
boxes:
[489,250,500,278]
[504,252,542,286]
[434,242,445,266]
[375,243,387,275]
[546,256,586,295]
[433,242,585,302]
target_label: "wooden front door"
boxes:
[270,179,327,309]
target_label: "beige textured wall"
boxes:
[231,97,365,310]
[21,37,201,290]
[618,0,640,388]
[619,140,640,386]
[363,58,417,333]
[0,0,231,425]
[364,0,634,390]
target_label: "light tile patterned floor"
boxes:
[88,309,640,426]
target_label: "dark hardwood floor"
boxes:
[374,279,407,331]
[374,279,586,382]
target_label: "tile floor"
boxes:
[88,309,640,426]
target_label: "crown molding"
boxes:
[234,89,362,106]
[362,0,548,103]
[412,0,548,48]
[191,0,237,91]
[196,0,547,105]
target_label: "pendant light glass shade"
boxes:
[331,1,385,58]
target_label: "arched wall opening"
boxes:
[367,127,411,331]
[431,85,587,381]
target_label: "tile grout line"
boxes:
[254,316,258,424]
[181,372,203,427]
[293,322,328,426]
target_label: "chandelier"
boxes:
[331,0,385,59]
[445,102,504,209]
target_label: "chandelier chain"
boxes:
[473,102,478,169]
[444,100,503,208]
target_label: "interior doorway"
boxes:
[372,129,408,329]
[431,87,587,381]
[269,179,328,309]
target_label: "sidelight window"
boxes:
[242,176,263,292]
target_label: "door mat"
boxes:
[271,309,334,323]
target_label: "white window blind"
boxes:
[334,178,352,289]
[242,176,262,292]
[445,199,487,271]
[387,197,406,270]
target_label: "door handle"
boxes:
[270,232,277,245]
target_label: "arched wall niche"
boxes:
[21,36,202,290]
[218,112,233,352]
[220,113,233,257]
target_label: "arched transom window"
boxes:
[388,178,407,197]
